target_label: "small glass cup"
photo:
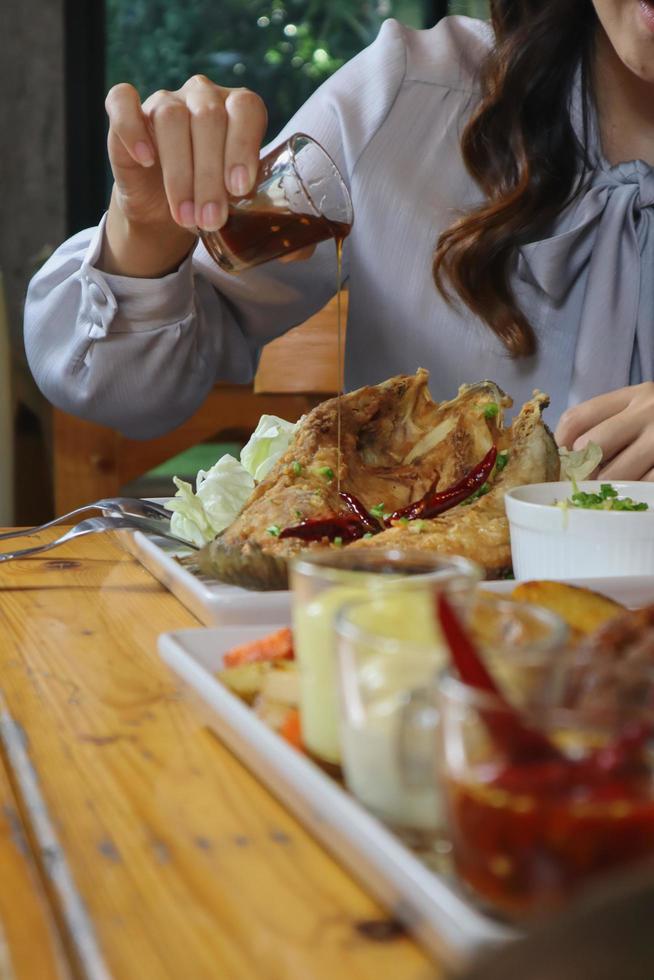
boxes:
[200,132,353,273]
[336,593,567,851]
[438,661,654,920]
[289,550,481,770]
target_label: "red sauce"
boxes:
[446,758,654,918]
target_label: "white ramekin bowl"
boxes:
[505,481,654,579]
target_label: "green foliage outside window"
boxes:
[106,1,488,141]
[447,0,488,17]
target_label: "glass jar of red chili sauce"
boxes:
[436,607,654,920]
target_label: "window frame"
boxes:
[65,0,108,235]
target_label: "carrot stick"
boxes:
[279,708,304,751]
[223,627,293,667]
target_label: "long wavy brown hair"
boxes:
[433,0,598,356]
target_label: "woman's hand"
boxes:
[555,383,654,481]
[100,75,268,277]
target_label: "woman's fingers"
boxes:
[184,77,230,231]
[105,83,156,171]
[183,81,267,228]
[555,387,632,450]
[145,91,195,228]
[570,408,642,467]
[558,383,654,479]
[107,76,266,232]
[598,436,653,481]
[223,88,268,196]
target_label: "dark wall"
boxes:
[0,0,66,520]
[0,0,66,359]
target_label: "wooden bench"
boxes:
[53,293,347,512]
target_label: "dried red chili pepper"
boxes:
[279,515,367,543]
[436,593,564,765]
[386,445,498,525]
[437,594,653,779]
[338,491,383,532]
[280,490,384,543]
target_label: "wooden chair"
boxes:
[53,293,347,512]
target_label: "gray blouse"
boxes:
[24,16,654,439]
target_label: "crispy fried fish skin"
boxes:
[193,371,506,586]
[192,374,556,589]
[350,391,559,577]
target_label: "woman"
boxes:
[24,1,654,477]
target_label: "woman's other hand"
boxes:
[101,76,267,277]
[555,383,654,481]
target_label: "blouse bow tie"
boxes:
[518,160,654,401]
[519,160,654,301]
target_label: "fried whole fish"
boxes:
[350,389,559,576]
[190,370,558,589]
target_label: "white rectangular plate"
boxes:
[158,623,514,968]
[125,514,654,627]
[156,574,654,962]
[121,528,291,626]
[123,499,654,625]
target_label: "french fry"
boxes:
[510,581,624,641]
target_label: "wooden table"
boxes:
[0,531,439,979]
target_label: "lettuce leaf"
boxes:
[165,455,254,547]
[165,477,214,548]
[558,441,603,482]
[240,415,298,482]
[195,455,255,530]
[165,414,297,547]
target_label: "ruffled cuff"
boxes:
[78,213,195,337]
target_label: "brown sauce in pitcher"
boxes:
[205,209,350,273]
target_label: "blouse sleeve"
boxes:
[24,19,408,439]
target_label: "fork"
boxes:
[0,514,198,562]
[0,497,172,540]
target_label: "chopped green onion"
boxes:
[370,503,386,519]
[463,482,491,505]
[610,499,648,511]
[397,517,410,526]
[363,532,373,539]
[291,461,302,476]
[567,482,648,511]
[318,466,334,481]
[333,537,343,547]
[496,450,509,472]
[483,403,499,420]
[267,524,281,537]
[408,520,427,534]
